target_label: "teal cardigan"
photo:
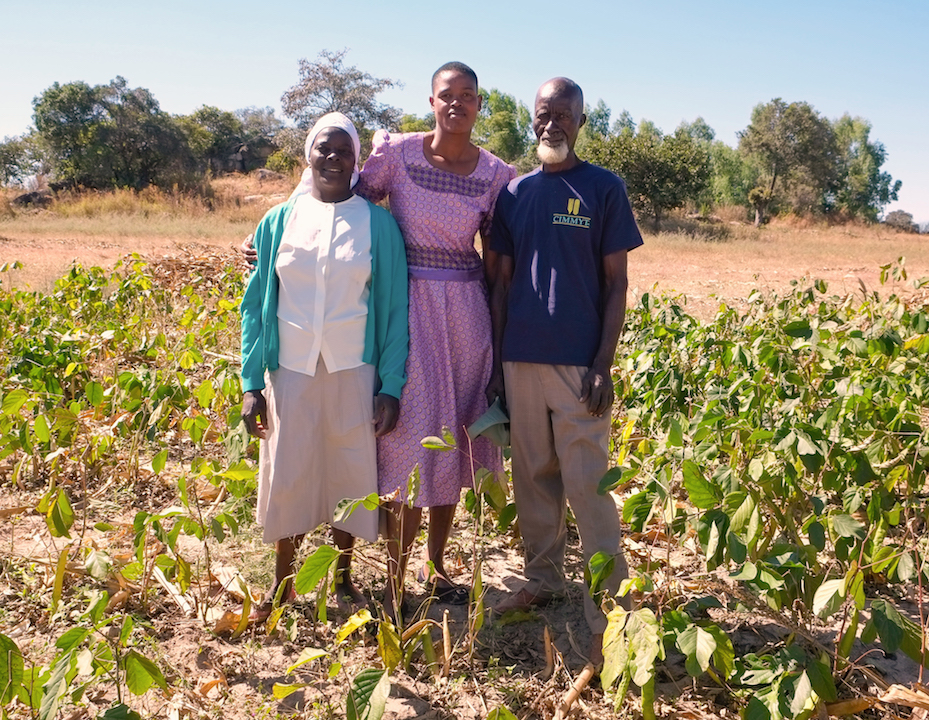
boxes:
[240,197,409,398]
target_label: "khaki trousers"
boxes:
[503,362,623,634]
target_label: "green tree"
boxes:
[738,98,838,226]
[830,114,900,222]
[586,126,711,228]
[472,88,532,163]
[612,110,636,137]
[708,141,759,212]
[281,48,401,131]
[678,116,715,143]
[576,99,611,158]
[32,76,193,190]
[398,113,435,133]
[178,105,244,171]
[0,134,47,186]
[585,99,612,137]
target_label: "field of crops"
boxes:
[0,245,927,719]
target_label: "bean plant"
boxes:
[601,259,929,718]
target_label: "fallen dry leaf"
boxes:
[879,684,929,711]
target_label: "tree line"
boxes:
[0,49,915,230]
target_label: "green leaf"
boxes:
[123,650,167,695]
[85,381,104,407]
[586,551,616,601]
[420,436,454,451]
[682,460,719,509]
[870,599,929,665]
[293,545,339,595]
[0,633,24,705]
[807,521,826,551]
[34,414,50,443]
[151,449,168,475]
[405,464,421,505]
[812,578,845,619]
[98,703,143,720]
[705,624,735,679]
[789,670,814,718]
[39,650,72,720]
[598,466,632,494]
[2,389,29,415]
[868,599,904,653]
[806,655,837,702]
[677,625,716,676]
[346,668,390,720]
[55,627,90,654]
[831,513,866,539]
[46,489,75,538]
[837,608,859,662]
[333,493,380,524]
[286,648,328,674]
[486,708,519,720]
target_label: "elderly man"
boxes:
[486,77,643,663]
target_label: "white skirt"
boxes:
[257,361,379,543]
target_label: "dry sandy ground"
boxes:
[2,221,927,320]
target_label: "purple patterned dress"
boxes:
[357,132,516,507]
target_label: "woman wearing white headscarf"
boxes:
[240,113,409,618]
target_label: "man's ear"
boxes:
[477,94,483,113]
[579,113,587,129]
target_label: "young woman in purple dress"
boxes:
[245,62,514,620]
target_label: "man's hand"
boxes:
[241,389,268,438]
[485,367,506,409]
[373,393,400,437]
[579,366,614,417]
[239,233,258,268]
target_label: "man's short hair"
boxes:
[432,62,479,91]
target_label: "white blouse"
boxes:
[275,193,372,376]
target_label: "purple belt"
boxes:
[408,266,484,282]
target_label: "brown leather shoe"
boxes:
[493,588,554,614]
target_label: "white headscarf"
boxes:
[288,112,361,201]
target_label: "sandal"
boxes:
[417,566,469,605]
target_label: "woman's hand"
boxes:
[242,389,268,438]
[373,394,400,437]
[239,234,258,268]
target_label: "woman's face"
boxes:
[430,71,482,135]
[309,127,355,201]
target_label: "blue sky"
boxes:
[1,0,926,224]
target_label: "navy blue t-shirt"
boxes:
[491,162,643,367]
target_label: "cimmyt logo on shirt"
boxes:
[552,197,590,228]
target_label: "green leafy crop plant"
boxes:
[602,261,929,716]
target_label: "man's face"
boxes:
[533,83,585,165]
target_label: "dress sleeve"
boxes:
[356,130,396,204]
[479,159,518,241]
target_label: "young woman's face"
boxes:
[309,127,355,201]
[430,71,482,135]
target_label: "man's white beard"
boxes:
[537,141,569,165]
